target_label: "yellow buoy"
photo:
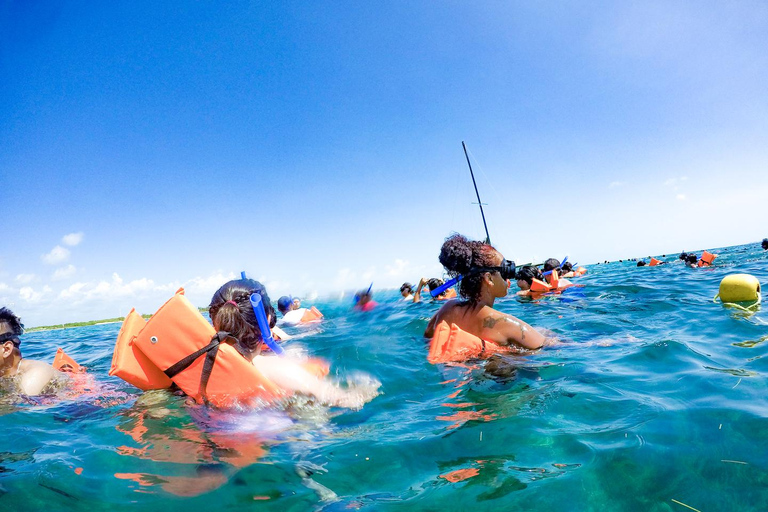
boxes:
[716,274,761,304]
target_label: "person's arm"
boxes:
[424,312,439,338]
[251,356,377,409]
[481,312,545,350]
[413,277,428,303]
[19,361,55,395]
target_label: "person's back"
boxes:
[424,235,545,350]
[0,307,55,396]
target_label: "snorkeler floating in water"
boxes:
[424,234,546,351]
[353,286,377,311]
[0,307,55,395]
[210,279,378,408]
[276,295,323,326]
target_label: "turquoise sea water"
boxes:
[2,243,768,511]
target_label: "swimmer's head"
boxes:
[543,258,560,272]
[439,233,506,302]
[277,296,294,315]
[0,307,23,354]
[209,279,275,352]
[400,283,413,296]
[686,253,698,265]
[561,261,573,273]
[515,265,542,290]
[426,278,444,292]
[762,238,768,250]
[355,289,373,305]
[637,261,646,267]
[679,252,688,261]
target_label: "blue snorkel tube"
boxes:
[430,276,461,298]
[354,282,373,304]
[249,292,284,356]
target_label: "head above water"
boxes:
[637,260,646,267]
[400,282,413,296]
[561,261,573,273]
[208,278,275,352]
[277,296,294,315]
[0,307,23,352]
[762,238,768,250]
[438,233,508,302]
[426,278,444,292]
[686,253,698,265]
[515,265,543,289]
[543,258,561,272]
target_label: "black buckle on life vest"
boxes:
[164,331,236,405]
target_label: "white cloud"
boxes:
[19,286,52,303]
[52,265,77,280]
[385,258,410,277]
[609,181,624,188]
[664,176,689,188]
[42,245,70,265]
[15,273,36,284]
[676,194,687,201]
[62,232,84,247]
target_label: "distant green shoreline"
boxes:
[27,308,210,332]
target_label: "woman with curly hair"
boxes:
[423,234,545,351]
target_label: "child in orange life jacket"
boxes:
[543,258,573,288]
[209,279,379,409]
[423,234,545,351]
[0,307,55,396]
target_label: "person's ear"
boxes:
[2,341,14,359]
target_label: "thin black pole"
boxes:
[462,141,491,245]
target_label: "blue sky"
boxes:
[2,1,767,326]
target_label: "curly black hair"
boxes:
[438,233,500,302]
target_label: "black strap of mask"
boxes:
[164,331,235,404]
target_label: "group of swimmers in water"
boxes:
[3,234,766,407]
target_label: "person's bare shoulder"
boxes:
[20,360,55,395]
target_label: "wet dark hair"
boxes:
[679,252,688,261]
[0,307,23,348]
[637,261,646,267]
[439,233,500,302]
[515,265,542,285]
[762,238,768,250]
[561,262,573,273]
[543,258,560,272]
[208,279,275,353]
[426,278,444,292]
[400,282,413,294]
[685,253,698,265]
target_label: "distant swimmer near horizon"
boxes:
[0,307,55,395]
[423,234,546,351]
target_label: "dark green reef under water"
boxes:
[2,242,767,511]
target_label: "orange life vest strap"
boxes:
[53,348,85,373]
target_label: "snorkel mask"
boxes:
[430,259,516,297]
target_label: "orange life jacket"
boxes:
[529,278,553,293]
[698,251,717,267]
[300,306,324,323]
[109,308,173,391]
[53,348,86,373]
[547,269,560,289]
[574,266,587,276]
[649,258,662,266]
[428,321,507,364]
[111,289,330,408]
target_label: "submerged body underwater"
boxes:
[2,242,767,511]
